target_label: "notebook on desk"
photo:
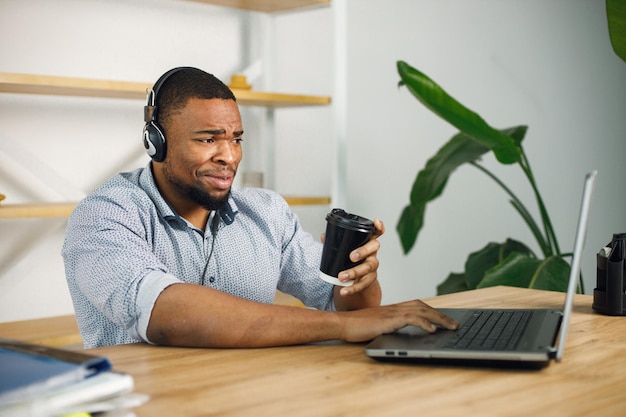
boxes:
[366,171,597,369]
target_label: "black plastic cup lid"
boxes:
[326,208,374,232]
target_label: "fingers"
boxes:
[348,219,383,262]
[348,240,380,265]
[338,222,382,293]
[335,219,384,296]
[372,218,385,238]
[337,257,378,297]
[340,300,459,343]
[339,251,378,280]
[338,269,376,296]
[398,300,459,332]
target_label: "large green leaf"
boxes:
[397,133,485,253]
[527,256,571,291]
[478,252,570,292]
[397,61,522,165]
[607,0,626,63]
[436,272,469,295]
[397,126,527,254]
[397,204,426,254]
[437,239,535,295]
[465,239,535,289]
[408,133,485,205]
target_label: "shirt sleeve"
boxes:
[134,271,181,344]
[63,185,182,344]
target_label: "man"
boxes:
[62,67,458,349]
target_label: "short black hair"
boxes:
[155,67,236,126]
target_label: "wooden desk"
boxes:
[2,286,626,416]
[0,314,82,348]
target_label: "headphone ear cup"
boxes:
[143,121,167,162]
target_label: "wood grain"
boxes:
[3,286,625,416]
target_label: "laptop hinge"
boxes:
[547,346,558,359]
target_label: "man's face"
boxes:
[159,97,243,211]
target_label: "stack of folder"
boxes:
[0,338,147,416]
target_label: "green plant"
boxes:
[395,60,579,295]
[396,1,625,295]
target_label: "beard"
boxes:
[163,166,231,211]
[180,181,230,211]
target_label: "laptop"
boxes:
[366,171,597,369]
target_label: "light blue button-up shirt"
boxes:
[62,164,334,348]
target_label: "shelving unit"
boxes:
[0,0,334,220]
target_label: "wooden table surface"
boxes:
[2,286,626,416]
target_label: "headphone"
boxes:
[143,67,193,162]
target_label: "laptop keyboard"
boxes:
[444,310,533,351]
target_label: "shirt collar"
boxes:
[139,163,178,221]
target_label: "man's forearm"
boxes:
[147,283,459,348]
[147,283,345,348]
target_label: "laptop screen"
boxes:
[555,170,597,361]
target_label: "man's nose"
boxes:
[213,140,236,164]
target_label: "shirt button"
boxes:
[208,276,216,283]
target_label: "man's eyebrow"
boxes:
[196,129,226,135]
[194,129,244,136]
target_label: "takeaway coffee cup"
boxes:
[319,208,375,286]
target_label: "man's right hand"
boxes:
[337,300,459,343]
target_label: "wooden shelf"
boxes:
[184,0,330,13]
[232,89,330,107]
[0,197,331,219]
[0,72,331,108]
[282,196,331,206]
[0,202,77,219]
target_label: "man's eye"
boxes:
[234,138,243,144]
[199,138,214,143]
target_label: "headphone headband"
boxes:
[144,66,193,123]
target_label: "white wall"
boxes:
[343,0,626,303]
[1,0,624,322]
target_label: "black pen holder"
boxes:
[593,233,626,316]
